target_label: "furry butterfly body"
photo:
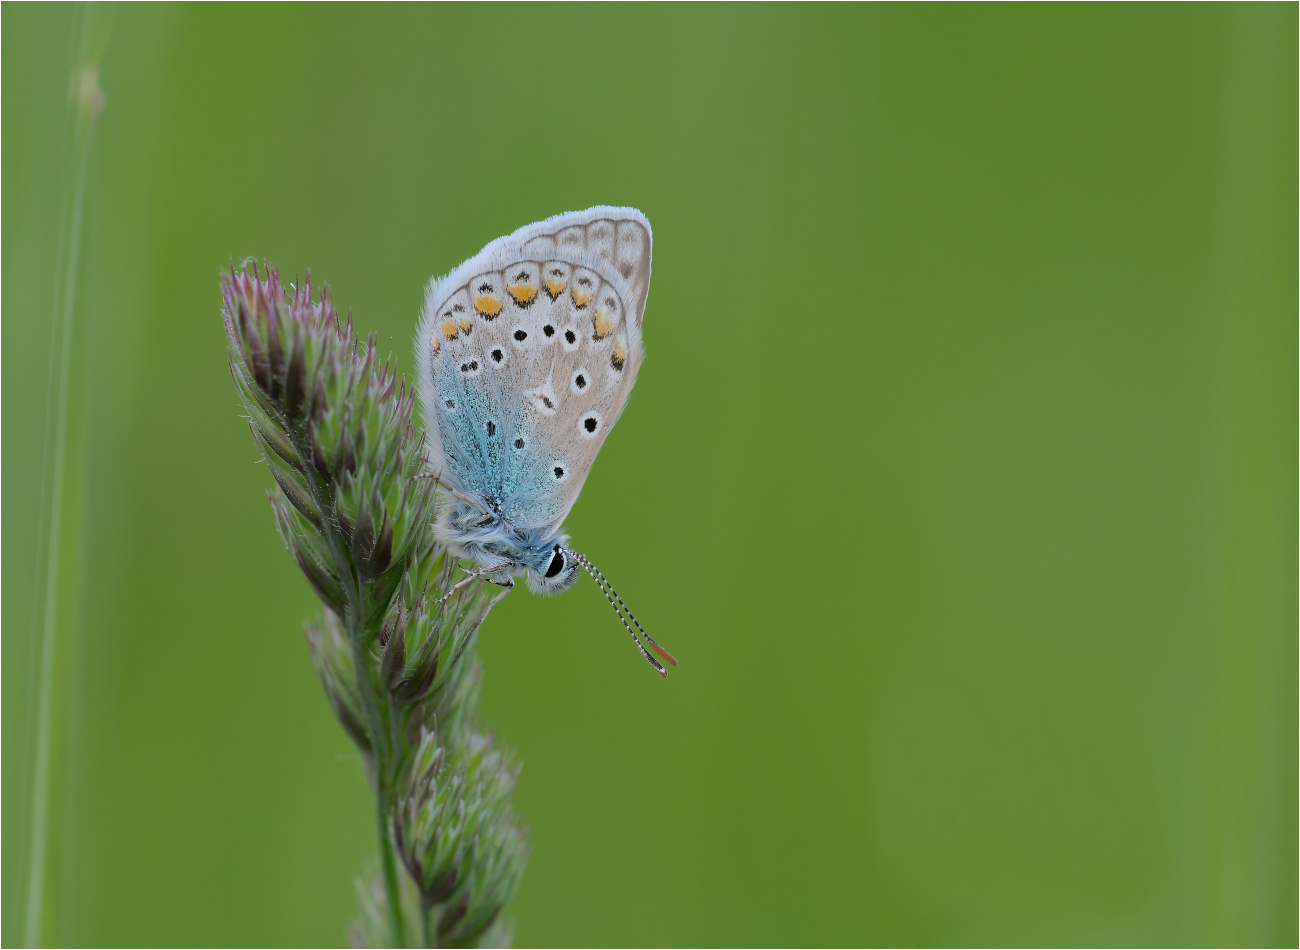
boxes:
[416,207,674,674]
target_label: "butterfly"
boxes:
[415,207,676,676]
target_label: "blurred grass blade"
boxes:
[23,5,110,945]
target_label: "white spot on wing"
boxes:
[526,380,558,416]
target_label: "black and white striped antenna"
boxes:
[564,548,677,677]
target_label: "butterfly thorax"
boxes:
[437,494,577,595]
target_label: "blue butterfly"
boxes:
[416,207,675,675]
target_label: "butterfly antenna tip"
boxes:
[649,642,678,667]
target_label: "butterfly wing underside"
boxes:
[416,207,651,532]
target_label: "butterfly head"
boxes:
[524,542,580,595]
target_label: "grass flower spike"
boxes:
[223,263,526,947]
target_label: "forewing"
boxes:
[416,208,651,530]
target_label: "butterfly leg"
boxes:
[457,565,515,589]
[430,564,508,608]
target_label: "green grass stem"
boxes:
[23,7,109,944]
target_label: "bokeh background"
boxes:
[4,4,1295,947]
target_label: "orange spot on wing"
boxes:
[507,283,538,304]
[571,287,594,307]
[542,277,566,298]
[440,319,459,339]
[429,336,440,355]
[474,295,503,318]
[458,316,473,334]
[592,310,616,340]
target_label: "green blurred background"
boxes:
[4,4,1295,946]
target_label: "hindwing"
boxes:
[416,207,651,531]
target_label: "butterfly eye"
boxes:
[544,546,566,579]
